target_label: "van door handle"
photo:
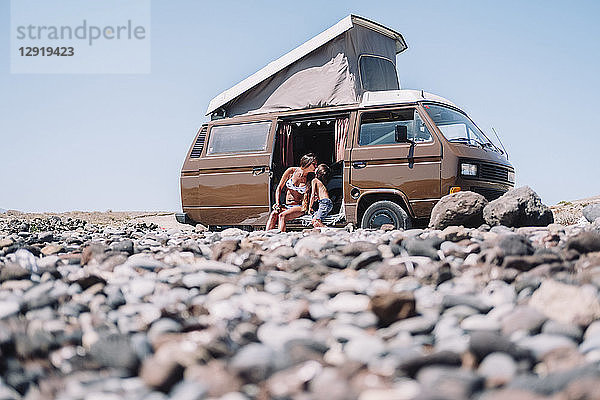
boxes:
[252,166,266,176]
[352,161,367,169]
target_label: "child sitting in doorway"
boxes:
[309,164,333,228]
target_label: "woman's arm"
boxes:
[275,167,294,205]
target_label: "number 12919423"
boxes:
[19,47,74,56]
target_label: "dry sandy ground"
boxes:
[0,210,197,231]
[1,194,599,228]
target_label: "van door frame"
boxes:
[347,103,444,221]
[274,109,354,218]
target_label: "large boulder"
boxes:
[483,186,553,227]
[582,203,600,223]
[429,191,488,229]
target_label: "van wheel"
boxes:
[361,200,412,230]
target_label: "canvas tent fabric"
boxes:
[207,15,407,118]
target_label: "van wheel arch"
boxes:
[357,194,413,230]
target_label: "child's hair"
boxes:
[315,164,331,185]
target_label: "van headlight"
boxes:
[508,171,515,183]
[460,163,478,177]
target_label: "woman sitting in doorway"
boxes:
[266,153,317,232]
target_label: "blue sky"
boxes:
[0,0,599,212]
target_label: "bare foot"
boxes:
[312,218,325,228]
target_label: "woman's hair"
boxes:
[301,172,314,213]
[315,164,331,184]
[299,153,317,169]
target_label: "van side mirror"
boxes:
[395,125,412,144]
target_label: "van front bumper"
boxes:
[452,178,514,201]
[175,213,196,225]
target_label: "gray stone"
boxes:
[579,334,600,353]
[508,364,600,395]
[477,352,517,385]
[469,331,532,362]
[168,380,208,400]
[566,231,600,254]
[328,292,370,313]
[582,203,600,223]
[402,237,441,260]
[584,320,600,340]
[89,333,139,373]
[256,322,312,352]
[541,320,583,342]
[443,305,480,320]
[0,262,30,282]
[229,343,275,382]
[345,335,385,364]
[14,249,38,273]
[517,334,577,360]
[501,253,561,271]
[110,239,134,255]
[442,294,492,313]
[429,191,488,230]
[293,236,327,257]
[501,306,547,335]
[272,245,296,259]
[37,231,54,243]
[147,318,183,343]
[416,366,484,399]
[347,251,382,269]
[14,327,58,358]
[123,254,166,270]
[482,280,516,306]
[381,315,437,337]
[483,186,553,227]
[192,260,240,275]
[494,234,534,256]
[340,241,378,256]
[309,367,355,400]
[128,279,155,299]
[398,350,462,377]
[529,280,600,326]
[460,315,501,332]
[23,281,56,310]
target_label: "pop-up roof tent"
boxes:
[206,15,408,119]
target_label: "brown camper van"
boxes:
[178,15,514,230]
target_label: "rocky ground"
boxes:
[1,191,600,399]
[550,195,600,226]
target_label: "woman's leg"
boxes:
[266,210,280,230]
[278,206,304,232]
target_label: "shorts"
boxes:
[275,203,300,211]
[313,198,333,220]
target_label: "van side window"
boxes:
[359,55,399,92]
[359,109,432,146]
[206,121,272,155]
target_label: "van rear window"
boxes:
[206,121,272,155]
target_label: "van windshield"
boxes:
[423,104,496,150]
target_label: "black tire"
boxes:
[360,200,412,230]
